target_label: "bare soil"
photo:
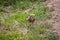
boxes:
[47,0,60,40]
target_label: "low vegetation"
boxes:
[0,0,59,40]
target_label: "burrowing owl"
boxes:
[27,14,35,23]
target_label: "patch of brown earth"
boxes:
[47,0,60,40]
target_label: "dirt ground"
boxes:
[47,0,60,40]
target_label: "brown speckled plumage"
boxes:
[27,14,35,23]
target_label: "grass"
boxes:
[0,0,59,40]
[29,4,52,20]
[0,0,46,13]
[0,23,58,40]
[10,4,51,25]
[0,31,23,40]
